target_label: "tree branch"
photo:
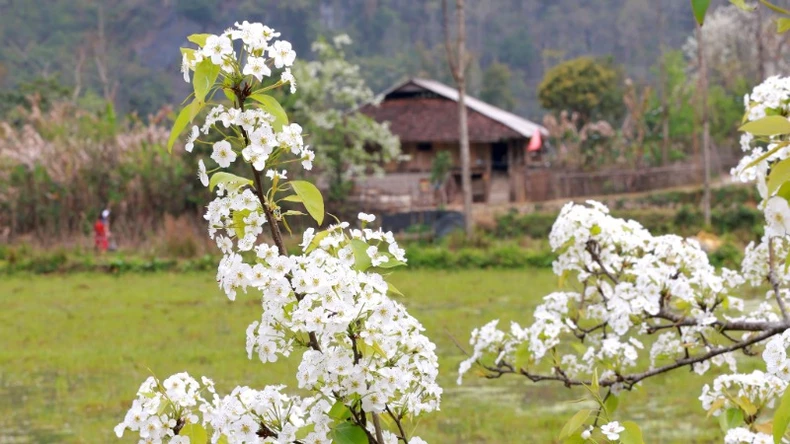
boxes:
[483,322,788,389]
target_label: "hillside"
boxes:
[0,0,707,118]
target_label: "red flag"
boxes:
[527,131,542,152]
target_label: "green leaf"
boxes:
[387,281,404,297]
[619,421,645,444]
[209,172,254,193]
[217,435,229,444]
[328,401,352,421]
[559,409,592,440]
[180,423,208,444]
[719,408,744,432]
[590,224,601,236]
[740,115,790,136]
[232,209,252,239]
[187,33,212,47]
[193,59,221,103]
[248,94,289,131]
[296,423,316,440]
[513,341,532,369]
[350,239,373,272]
[604,394,619,417]
[167,98,201,153]
[762,0,790,15]
[375,255,407,269]
[289,180,324,225]
[779,18,790,33]
[562,435,586,444]
[767,157,790,196]
[730,0,757,10]
[331,422,368,444]
[773,386,790,443]
[691,0,711,25]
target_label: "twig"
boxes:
[386,405,409,443]
[769,237,789,322]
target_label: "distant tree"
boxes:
[286,35,400,205]
[537,56,625,125]
[480,62,515,111]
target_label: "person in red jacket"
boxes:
[94,212,108,253]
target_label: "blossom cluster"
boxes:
[181,21,296,90]
[699,371,787,417]
[732,76,790,202]
[115,373,205,442]
[458,201,745,387]
[118,21,440,444]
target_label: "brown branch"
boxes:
[234,85,321,352]
[585,240,619,284]
[484,323,788,389]
[386,405,409,443]
[769,237,789,322]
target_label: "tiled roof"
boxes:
[361,78,548,143]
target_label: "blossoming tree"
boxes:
[115,22,441,444]
[457,76,790,444]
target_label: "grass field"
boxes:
[0,269,756,443]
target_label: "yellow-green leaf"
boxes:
[773,387,790,443]
[281,194,303,203]
[692,0,711,25]
[387,281,404,297]
[289,180,324,225]
[194,59,221,103]
[778,18,790,33]
[232,209,252,239]
[209,172,253,193]
[167,98,201,153]
[739,115,790,136]
[604,394,619,417]
[730,0,757,10]
[180,423,208,444]
[619,421,645,444]
[767,157,790,196]
[249,94,289,131]
[187,33,212,47]
[559,409,592,440]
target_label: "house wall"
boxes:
[387,142,493,173]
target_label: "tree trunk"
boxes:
[756,3,766,81]
[457,0,473,238]
[659,0,670,165]
[696,23,711,227]
[444,0,473,238]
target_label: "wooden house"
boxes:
[358,78,548,210]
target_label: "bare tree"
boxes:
[443,0,473,238]
[696,22,712,226]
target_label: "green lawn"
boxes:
[0,270,751,443]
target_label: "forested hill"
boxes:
[0,0,702,117]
